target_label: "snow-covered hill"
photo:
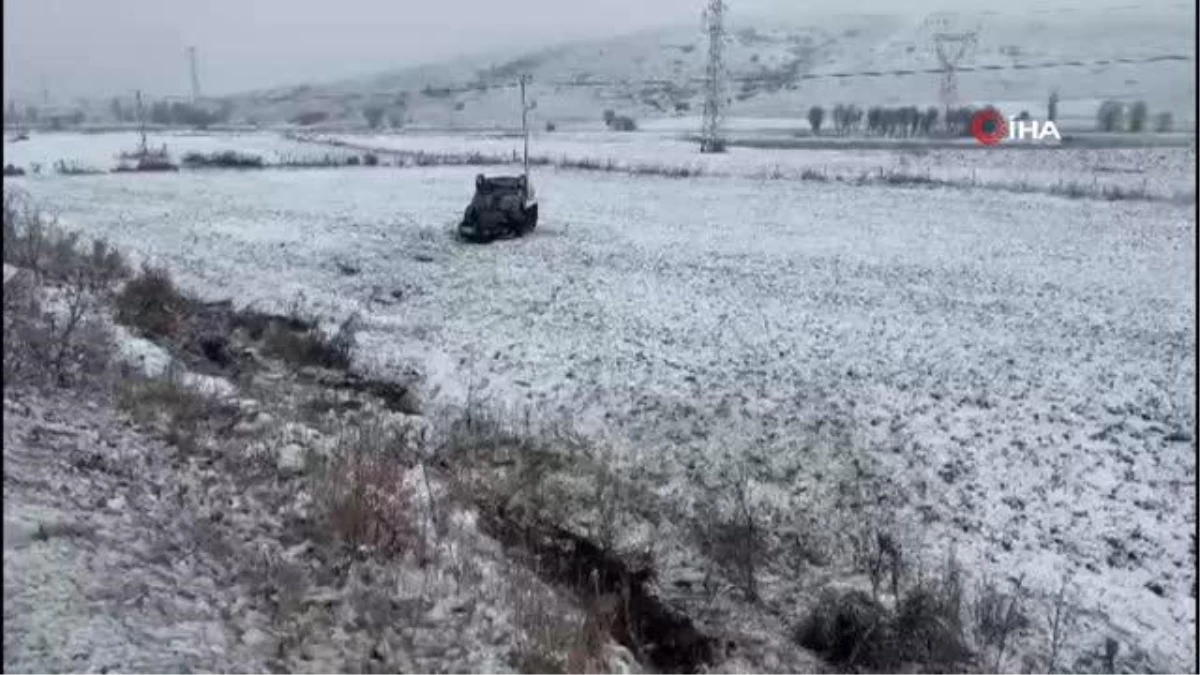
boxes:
[223,2,1196,131]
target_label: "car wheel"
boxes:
[525,204,538,231]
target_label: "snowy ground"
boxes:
[319,130,1197,201]
[1,131,352,173]
[6,133,1196,671]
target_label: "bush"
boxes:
[796,589,893,667]
[795,571,974,671]
[289,110,329,126]
[180,150,265,169]
[115,263,193,339]
[607,115,637,132]
[261,312,358,371]
[1154,111,1173,133]
[363,152,379,167]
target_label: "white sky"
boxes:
[2,0,1190,102]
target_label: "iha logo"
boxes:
[970,108,1062,146]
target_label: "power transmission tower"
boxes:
[700,0,728,153]
[188,47,202,102]
[928,15,978,121]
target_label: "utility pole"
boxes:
[520,74,533,178]
[135,89,147,155]
[700,0,728,153]
[188,47,202,102]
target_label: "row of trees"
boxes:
[4,102,87,129]
[807,95,1175,137]
[806,103,991,138]
[1096,100,1172,133]
[362,104,407,130]
[105,96,235,128]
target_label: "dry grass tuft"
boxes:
[117,364,238,454]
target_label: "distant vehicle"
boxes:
[458,174,538,243]
[8,132,30,143]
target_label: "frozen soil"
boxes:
[9,156,1198,671]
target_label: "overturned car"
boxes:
[458,174,538,243]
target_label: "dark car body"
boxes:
[458,174,538,243]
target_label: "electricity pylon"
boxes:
[700,0,728,153]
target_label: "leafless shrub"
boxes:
[314,420,418,559]
[864,530,905,601]
[3,189,130,287]
[1046,574,1076,673]
[3,248,119,391]
[53,159,106,175]
[972,574,1029,670]
[693,469,765,602]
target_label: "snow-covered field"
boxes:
[1,131,351,173]
[318,130,1197,201]
[5,131,1196,671]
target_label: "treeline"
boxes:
[1096,99,1172,133]
[105,97,235,129]
[4,102,86,129]
[806,103,995,138]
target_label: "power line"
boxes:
[292,53,1192,101]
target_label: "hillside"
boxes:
[222,2,1196,132]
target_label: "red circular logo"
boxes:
[971,109,1007,146]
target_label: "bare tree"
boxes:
[362,105,386,130]
[1096,100,1124,132]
